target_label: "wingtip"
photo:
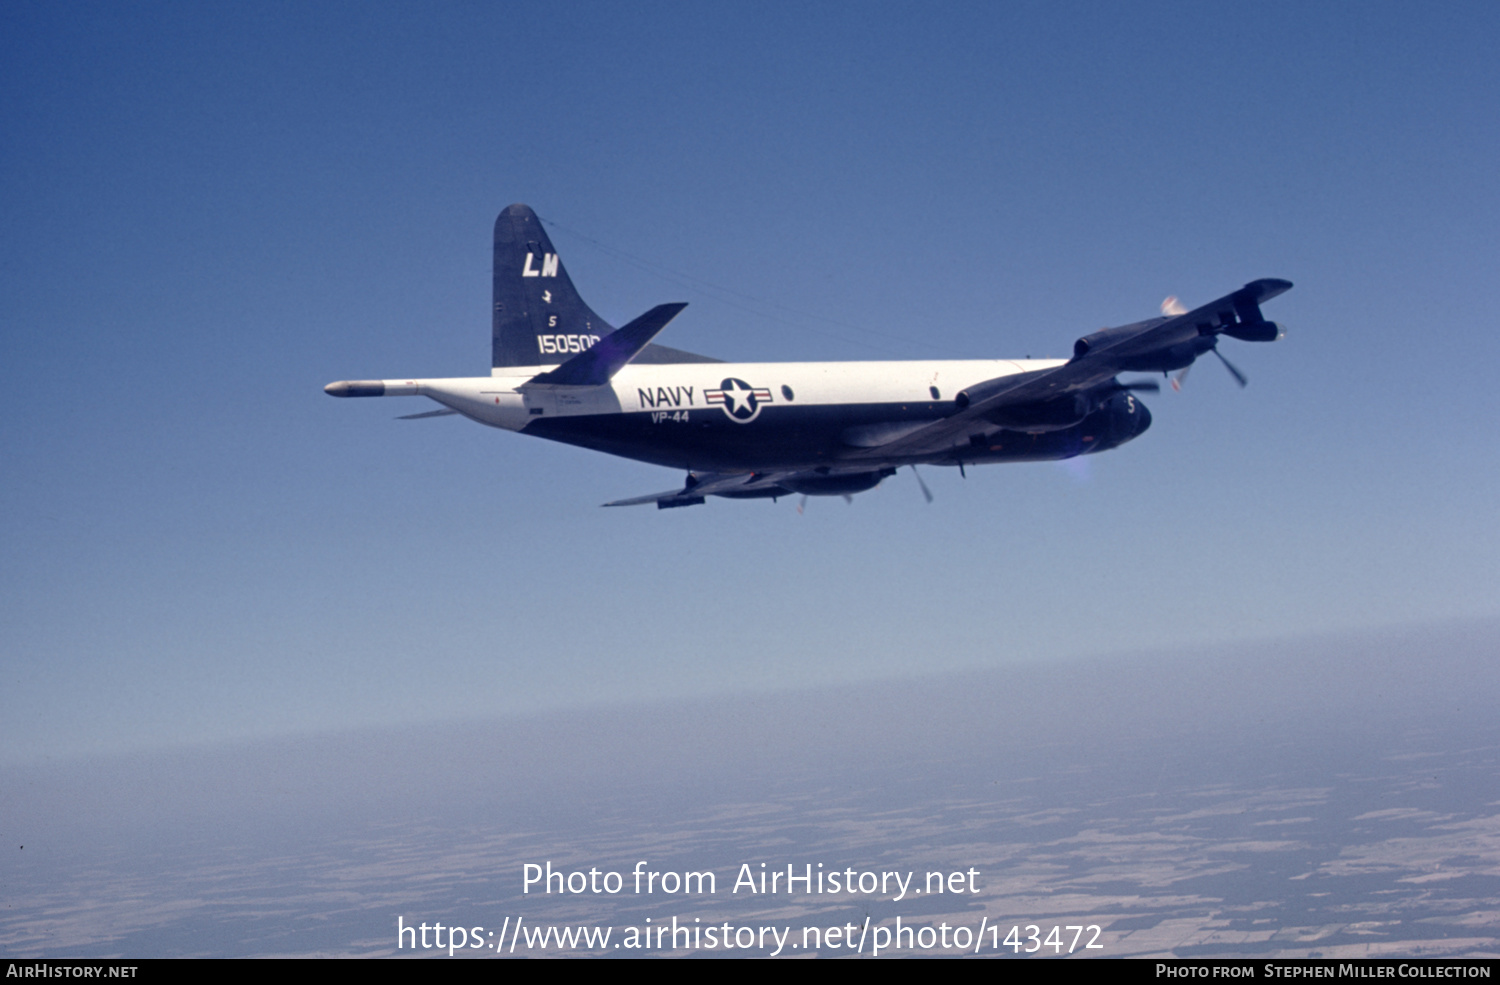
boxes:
[1245,278,1294,301]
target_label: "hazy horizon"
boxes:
[6,620,1498,957]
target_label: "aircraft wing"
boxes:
[1090,277,1290,352]
[842,278,1291,463]
[601,487,702,508]
[836,363,1112,463]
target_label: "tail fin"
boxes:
[492,204,612,371]
[491,204,719,373]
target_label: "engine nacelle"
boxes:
[1224,319,1285,343]
[981,393,1091,432]
[1112,338,1211,373]
[1072,318,1161,359]
[954,370,1091,432]
[1073,321,1210,373]
[1088,389,1152,450]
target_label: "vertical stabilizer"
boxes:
[491,204,718,373]
[492,204,613,372]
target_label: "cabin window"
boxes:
[781,385,795,401]
[929,386,941,400]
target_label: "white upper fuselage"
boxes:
[395,358,1065,434]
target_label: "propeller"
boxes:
[1211,345,1249,388]
[911,465,934,504]
[1163,294,1247,390]
[1172,342,1248,391]
[796,492,857,513]
[1164,295,1192,391]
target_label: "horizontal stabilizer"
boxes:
[603,488,705,508]
[396,408,460,420]
[527,303,688,386]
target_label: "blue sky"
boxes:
[3,1,1498,763]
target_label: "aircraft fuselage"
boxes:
[361,357,1151,473]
